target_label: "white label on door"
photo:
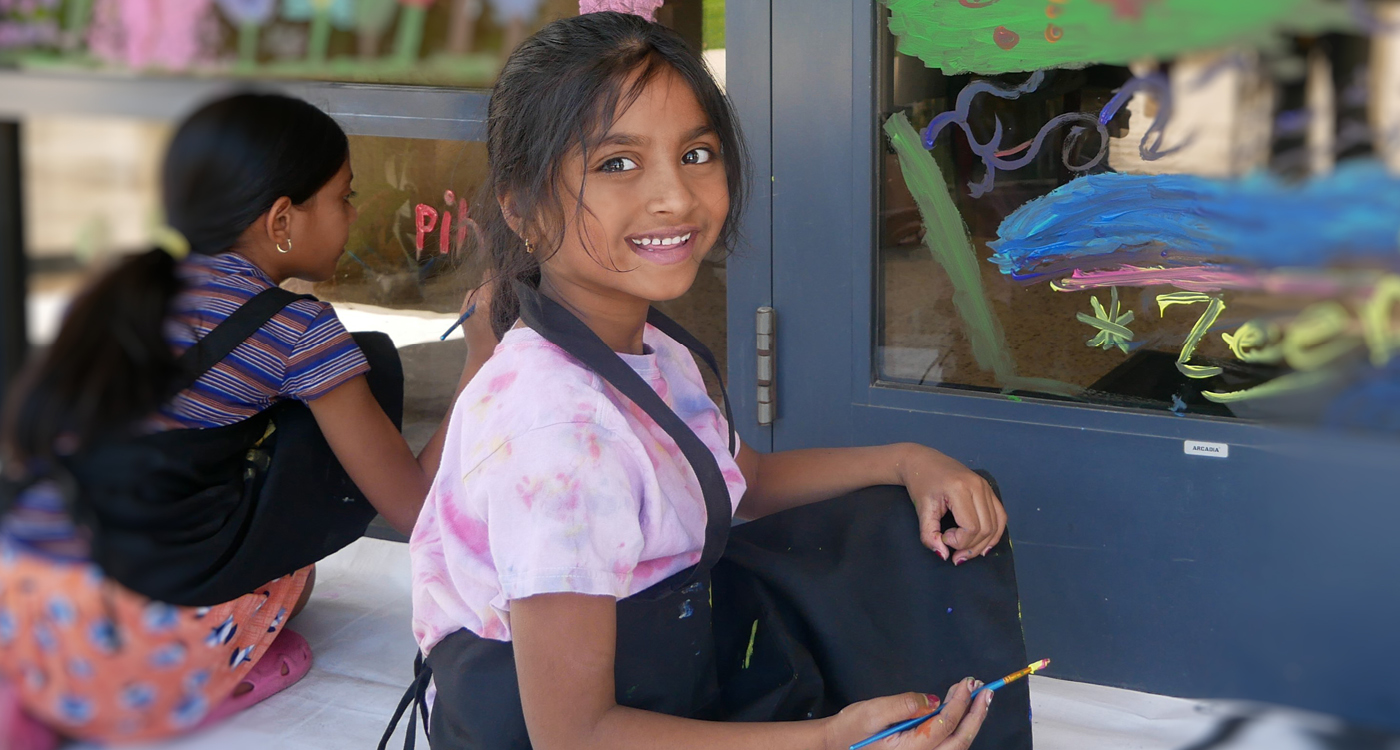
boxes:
[1183,440,1229,458]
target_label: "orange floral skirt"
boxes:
[0,541,309,744]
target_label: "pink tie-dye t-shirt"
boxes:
[410,323,746,651]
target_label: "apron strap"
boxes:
[169,286,315,395]
[514,282,734,576]
[645,307,736,457]
[378,652,432,750]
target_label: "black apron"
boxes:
[57,287,400,606]
[381,285,1031,750]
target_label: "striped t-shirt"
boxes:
[4,252,369,558]
[152,252,370,430]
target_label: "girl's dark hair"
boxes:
[481,11,750,337]
[1,93,348,466]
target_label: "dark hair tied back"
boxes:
[164,94,349,257]
[2,93,349,467]
[480,11,750,338]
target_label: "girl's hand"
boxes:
[896,445,1006,565]
[461,276,499,358]
[822,679,991,750]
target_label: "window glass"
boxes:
[877,2,1400,435]
[1,0,720,88]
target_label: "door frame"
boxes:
[725,0,775,453]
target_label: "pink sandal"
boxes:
[0,679,60,750]
[198,628,313,729]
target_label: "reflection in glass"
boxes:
[1,0,715,87]
[877,3,1400,435]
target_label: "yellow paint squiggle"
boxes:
[1157,292,1226,378]
[1221,321,1284,364]
[1362,275,1400,367]
[1281,301,1359,372]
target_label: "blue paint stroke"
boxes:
[1171,394,1188,415]
[988,160,1400,281]
[922,71,1110,198]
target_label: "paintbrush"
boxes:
[440,303,476,341]
[849,659,1051,750]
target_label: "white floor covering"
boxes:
[66,538,1375,750]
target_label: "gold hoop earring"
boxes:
[277,238,292,254]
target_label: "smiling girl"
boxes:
[404,12,1030,750]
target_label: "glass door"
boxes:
[751,0,1400,729]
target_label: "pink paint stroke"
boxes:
[1051,265,1347,296]
[994,139,1033,158]
[90,0,213,71]
[579,0,664,21]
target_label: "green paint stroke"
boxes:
[886,113,1015,379]
[64,0,94,39]
[393,5,429,67]
[889,112,1082,398]
[887,113,1080,396]
[308,9,334,64]
[882,0,1354,76]
[741,620,758,669]
[237,22,260,70]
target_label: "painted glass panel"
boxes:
[877,0,1400,435]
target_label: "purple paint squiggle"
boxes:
[1098,72,1192,161]
[922,70,1110,198]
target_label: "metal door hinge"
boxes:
[756,306,775,425]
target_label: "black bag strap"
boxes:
[379,651,433,750]
[5,288,311,521]
[514,282,736,578]
[168,287,314,395]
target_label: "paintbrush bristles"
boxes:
[992,658,1051,686]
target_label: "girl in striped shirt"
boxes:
[0,93,494,747]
